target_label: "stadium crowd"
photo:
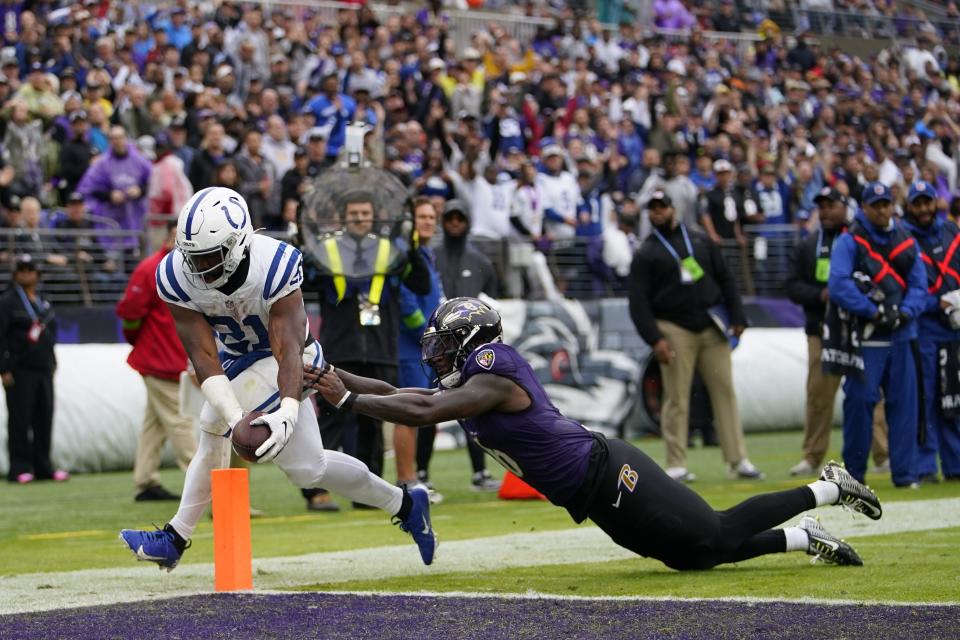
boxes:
[1,0,960,301]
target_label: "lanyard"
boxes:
[652,224,694,268]
[15,285,38,323]
[816,228,825,256]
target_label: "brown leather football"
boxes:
[231,411,268,462]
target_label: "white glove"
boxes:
[251,397,299,463]
[942,290,960,311]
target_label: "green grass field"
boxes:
[3,430,959,604]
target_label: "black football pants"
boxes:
[5,367,55,481]
[587,438,816,570]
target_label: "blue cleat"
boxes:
[119,526,187,572]
[395,485,437,565]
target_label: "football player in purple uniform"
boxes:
[306,297,883,569]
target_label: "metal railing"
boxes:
[0,227,142,306]
[0,223,806,305]
[259,0,761,56]
[790,7,960,42]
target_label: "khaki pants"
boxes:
[133,375,198,492]
[657,320,748,468]
[802,335,889,466]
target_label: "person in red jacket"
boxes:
[116,222,196,501]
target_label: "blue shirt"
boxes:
[398,247,443,362]
[306,93,356,158]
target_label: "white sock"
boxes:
[320,450,404,516]
[807,480,840,507]
[169,431,231,540]
[783,527,810,552]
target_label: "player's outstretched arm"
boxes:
[303,363,436,397]
[168,303,224,382]
[313,369,520,426]
[251,289,307,462]
[168,302,243,428]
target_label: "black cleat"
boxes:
[799,516,862,566]
[821,461,882,520]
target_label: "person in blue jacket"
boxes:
[827,181,927,488]
[901,180,960,483]
[394,197,445,494]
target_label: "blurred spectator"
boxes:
[280,148,310,225]
[11,197,68,270]
[701,159,747,247]
[628,190,762,482]
[2,99,44,199]
[0,255,66,484]
[234,128,279,230]
[146,133,193,249]
[188,122,228,190]
[262,114,297,178]
[56,110,95,203]
[52,192,121,284]
[77,126,151,250]
[306,73,356,162]
[537,141,580,240]
[116,222,196,502]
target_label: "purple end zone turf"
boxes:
[2,593,957,640]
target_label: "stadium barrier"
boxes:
[0,300,830,475]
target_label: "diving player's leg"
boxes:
[120,408,231,571]
[272,400,438,565]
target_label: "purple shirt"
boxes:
[458,343,594,506]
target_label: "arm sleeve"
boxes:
[784,240,824,307]
[828,234,878,318]
[627,250,662,345]
[401,247,432,295]
[263,243,304,309]
[115,261,153,321]
[709,238,747,326]
[398,283,425,330]
[902,250,931,320]
[0,294,11,373]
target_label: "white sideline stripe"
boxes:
[259,589,960,608]
[1,497,959,616]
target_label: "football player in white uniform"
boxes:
[120,187,437,570]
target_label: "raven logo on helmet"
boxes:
[421,297,502,388]
[176,187,253,289]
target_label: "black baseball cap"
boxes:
[15,254,39,271]
[647,190,672,207]
[814,186,846,205]
[67,191,85,204]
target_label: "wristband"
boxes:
[200,374,243,426]
[336,390,356,409]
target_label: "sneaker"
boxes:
[665,467,697,483]
[870,459,891,474]
[52,470,69,482]
[471,470,502,492]
[119,525,188,572]
[135,485,181,502]
[307,493,341,512]
[394,485,437,565]
[789,459,815,477]
[730,459,766,480]
[14,472,34,484]
[799,516,863,566]
[895,482,921,490]
[919,473,940,485]
[820,461,882,520]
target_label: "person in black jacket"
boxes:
[300,190,432,511]
[785,187,888,477]
[628,190,762,483]
[57,110,94,202]
[433,199,499,299]
[0,255,67,484]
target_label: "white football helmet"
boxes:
[176,187,253,289]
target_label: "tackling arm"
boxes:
[304,363,436,396]
[311,370,525,426]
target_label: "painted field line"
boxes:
[2,497,958,616]
[265,589,960,608]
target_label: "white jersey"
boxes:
[156,234,308,360]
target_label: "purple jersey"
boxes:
[458,343,595,506]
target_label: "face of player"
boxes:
[414,203,437,243]
[421,331,459,379]
[187,247,227,284]
[909,196,937,228]
[344,202,375,237]
[864,199,893,229]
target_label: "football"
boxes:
[231,411,268,462]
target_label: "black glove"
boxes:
[874,303,905,332]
